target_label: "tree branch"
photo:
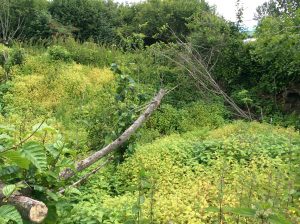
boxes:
[59,89,166,180]
[59,155,114,194]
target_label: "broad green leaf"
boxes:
[65,187,81,196]
[226,207,256,217]
[46,190,59,201]
[0,134,12,140]
[21,142,47,171]
[0,216,8,223]
[205,207,219,213]
[0,205,23,224]
[53,140,64,149]
[45,145,59,158]
[269,214,292,224]
[2,151,30,169]
[2,184,16,197]
[0,166,20,178]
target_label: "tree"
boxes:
[117,0,211,45]
[235,0,244,29]
[0,0,23,45]
[49,0,119,43]
[250,8,300,113]
[0,0,56,43]
[255,0,300,20]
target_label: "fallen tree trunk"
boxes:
[1,89,166,221]
[0,184,48,223]
[60,89,166,180]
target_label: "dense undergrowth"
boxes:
[59,122,300,224]
[0,38,299,224]
[0,0,300,223]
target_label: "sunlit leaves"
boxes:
[2,184,16,197]
[21,141,47,171]
[1,151,30,169]
[0,205,22,224]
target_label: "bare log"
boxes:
[60,89,166,180]
[0,184,48,223]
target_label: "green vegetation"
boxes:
[0,0,299,223]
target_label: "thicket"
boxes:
[59,122,300,223]
[0,0,299,223]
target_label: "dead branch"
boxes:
[0,0,24,44]
[158,29,251,119]
[59,89,166,180]
[59,156,114,194]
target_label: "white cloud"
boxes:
[114,0,267,29]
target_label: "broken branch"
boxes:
[60,89,166,180]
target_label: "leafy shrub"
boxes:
[117,44,207,106]
[5,57,114,116]
[9,48,25,67]
[179,102,225,131]
[0,44,25,78]
[61,122,299,223]
[0,120,79,223]
[3,54,116,150]
[48,45,72,62]
[143,102,225,138]
[54,38,122,67]
[146,104,182,135]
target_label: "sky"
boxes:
[115,0,267,30]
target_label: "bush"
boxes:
[3,54,116,150]
[146,104,182,135]
[61,122,300,223]
[54,38,122,67]
[179,102,225,131]
[48,45,72,62]
[0,44,25,75]
[193,121,300,164]
[143,102,225,138]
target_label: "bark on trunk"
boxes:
[0,184,48,223]
[60,89,166,180]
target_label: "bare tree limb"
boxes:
[158,29,251,119]
[59,156,114,194]
[0,0,24,45]
[59,89,166,180]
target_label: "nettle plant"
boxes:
[0,121,77,223]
